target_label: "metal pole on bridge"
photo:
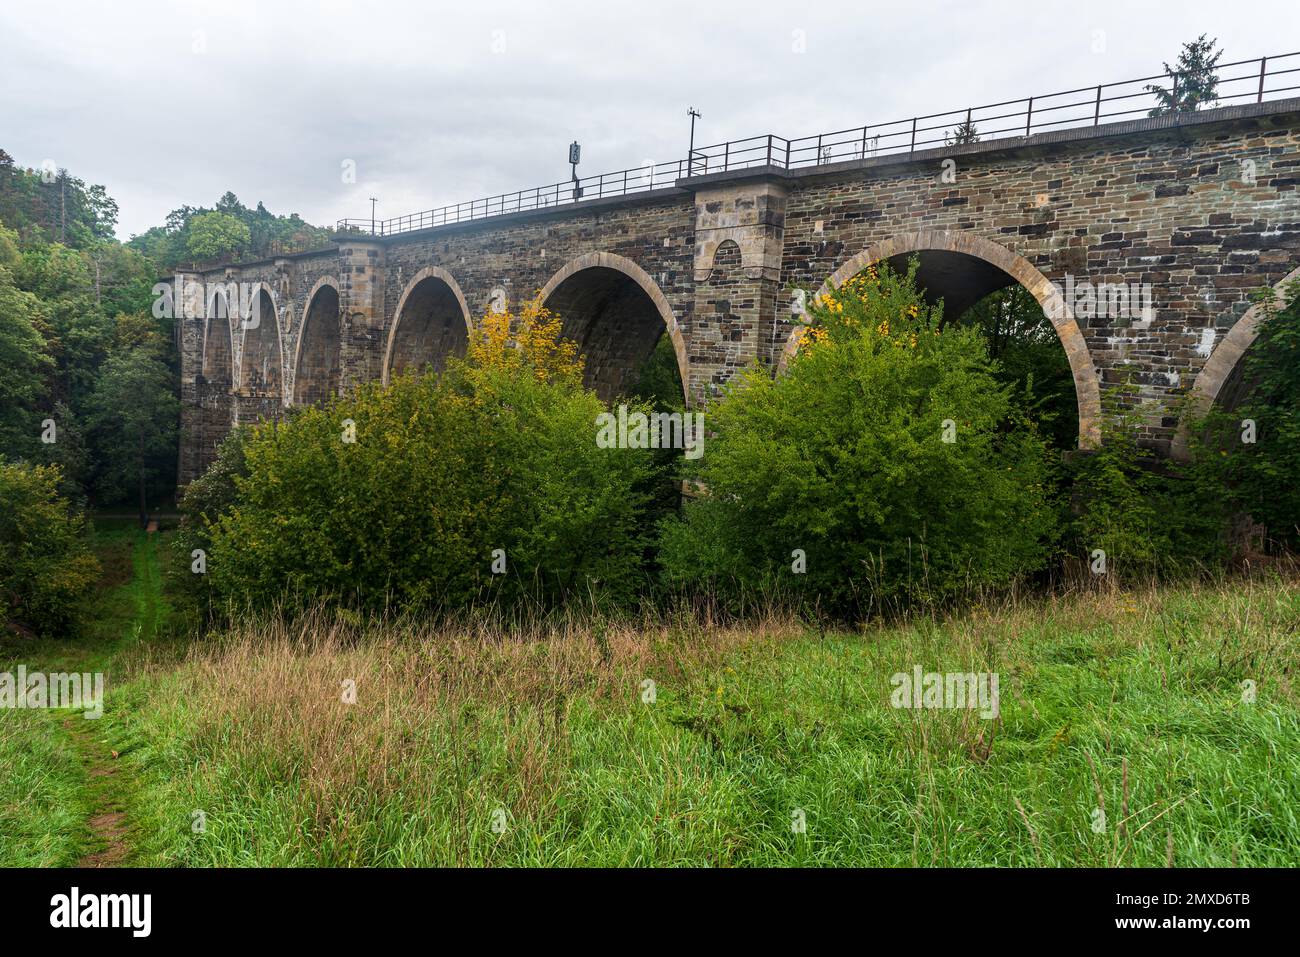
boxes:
[687,107,701,174]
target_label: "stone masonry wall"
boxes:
[780,113,1300,447]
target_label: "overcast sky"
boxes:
[0,0,1292,240]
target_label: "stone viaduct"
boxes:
[176,97,1300,486]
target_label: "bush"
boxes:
[170,425,252,623]
[658,260,1059,616]
[1187,280,1300,552]
[0,461,99,635]
[1066,380,1228,579]
[203,297,655,614]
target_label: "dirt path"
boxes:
[65,717,132,866]
[51,528,166,867]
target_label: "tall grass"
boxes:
[117,574,1299,866]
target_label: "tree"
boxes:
[130,193,330,270]
[14,239,114,414]
[86,339,179,523]
[946,119,980,145]
[1188,280,1300,550]
[184,211,250,263]
[1146,35,1222,116]
[0,226,54,459]
[955,285,1078,451]
[0,157,117,248]
[0,461,99,636]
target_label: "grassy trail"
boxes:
[67,528,166,866]
[0,523,169,867]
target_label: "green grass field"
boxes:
[0,520,166,866]
[2,522,1297,866]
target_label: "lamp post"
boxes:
[687,107,701,174]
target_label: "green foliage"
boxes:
[0,149,325,526]
[0,230,54,458]
[1146,35,1222,116]
[956,284,1078,451]
[2,210,162,505]
[171,427,251,621]
[627,334,687,411]
[0,146,179,507]
[659,261,1059,616]
[1066,386,1166,573]
[183,211,250,263]
[1067,381,1228,579]
[203,304,654,614]
[130,191,330,270]
[85,335,179,514]
[0,150,118,248]
[178,426,251,536]
[1188,282,1300,550]
[946,119,980,145]
[624,334,690,557]
[0,462,99,635]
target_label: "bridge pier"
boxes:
[175,270,207,485]
[690,178,788,399]
[338,240,387,392]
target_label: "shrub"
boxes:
[1186,280,1300,552]
[0,461,99,636]
[659,260,1059,616]
[170,425,252,622]
[1066,379,1230,580]
[204,297,655,614]
[955,284,1078,451]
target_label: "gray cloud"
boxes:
[0,0,1290,239]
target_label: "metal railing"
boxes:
[337,159,696,236]
[338,51,1300,238]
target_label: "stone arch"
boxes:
[697,238,744,282]
[779,229,1101,449]
[238,282,285,404]
[1172,264,1300,460]
[201,288,235,384]
[539,251,688,404]
[382,266,473,385]
[292,276,342,406]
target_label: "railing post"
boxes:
[1258,56,1268,102]
[910,117,917,152]
[785,138,791,168]
[1025,97,1033,135]
[766,135,772,167]
[817,133,823,164]
[1094,85,1102,125]
[724,141,729,170]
